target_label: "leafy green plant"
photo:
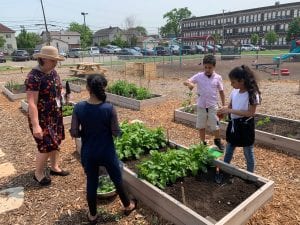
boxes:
[256,116,271,127]
[5,80,23,92]
[181,90,194,113]
[137,144,214,189]
[115,121,167,160]
[107,80,152,100]
[62,104,74,117]
[97,176,116,194]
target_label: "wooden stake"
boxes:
[181,182,186,205]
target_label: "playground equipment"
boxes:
[273,39,300,62]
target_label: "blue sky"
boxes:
[1,0,299,34]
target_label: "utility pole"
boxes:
[81,12,88,48]
[40,0,50,45]
[222,9,225,44]
[81,12,88,30]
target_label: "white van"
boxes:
[88,47,100,56]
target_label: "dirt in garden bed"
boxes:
[164,169,263,221]
[254,114,300,140]
[123,158,263,222]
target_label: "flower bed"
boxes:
[20,99,75,125]
[174,105,300,156]
[1,81,26,101]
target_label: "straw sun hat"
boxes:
[33,46,65,61]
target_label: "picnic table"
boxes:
[70,62,107,76]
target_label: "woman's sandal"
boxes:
[33,175,51,186]
[87,212,98,224]
[124,199,137,216]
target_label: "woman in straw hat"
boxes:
[25,45,69,186]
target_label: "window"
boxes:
[7,44,12,49]
[5,34,11,38]
[294,9,298,17]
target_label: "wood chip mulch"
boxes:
[0,66,299,225]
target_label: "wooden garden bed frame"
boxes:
[106,92,166,110]
[62,79,86,93]
[74,138,274,225]
[1,84,26,101]
[174,106,300,156]
[20,99,73,125]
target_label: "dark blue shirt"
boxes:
[70,101,121,166]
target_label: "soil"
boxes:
[0,55,299,225]
[165,172,263,221]
[123,157,263,222]
[255,114,300,140]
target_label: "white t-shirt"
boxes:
[230,89,260,119]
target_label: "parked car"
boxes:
[169,45,180,55]
[106,45,122,54]
[88,47,100,56]
[140,48,155,56]
[153,46,170,56]
[205,44,216,53]
[67,48,83,58]
[30,49,40,60]
[118,48,143,59]
[195,45,205,54]
[0,51,6,63]
[11,50,30,61]
[181,45,196,55]
[99,47,114,54]
[241,44,256,51]
[59,50,67,57]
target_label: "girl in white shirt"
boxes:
[218,65,261,172]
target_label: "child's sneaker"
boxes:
[214,138,224,152]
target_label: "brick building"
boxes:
[181,2,300,48]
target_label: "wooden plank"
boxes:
[106,93,165,110]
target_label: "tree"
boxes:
[265,31,278,49]
[0,36,5,48]
[211,33,221,44]
[16,27,41,50]
[160,7,192,37]
[286,18,300,42]
[68,22,93,48]
[135,26,147,36]
[111,35,128,48]
[251,33,260,45]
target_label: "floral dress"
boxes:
[25,68,65,153]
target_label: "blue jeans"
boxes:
[224,143,255,172]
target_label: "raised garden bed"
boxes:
[62,77,86,93]
[106,92,166,110]
[106,80,166,110]
[20,99,74,125]
[74,137,274,225]
[174,105,300,156]
[1,82,26,101]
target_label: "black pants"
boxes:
[84,156,130,216]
